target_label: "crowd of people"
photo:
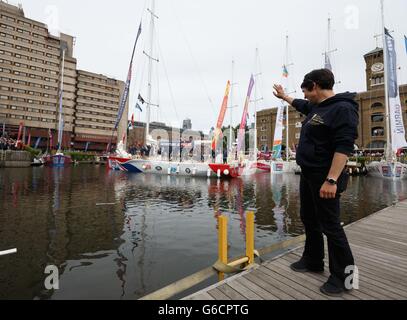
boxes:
[128,143,151,157]
[0,136,18,151]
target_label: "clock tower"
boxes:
[364,47,385,91]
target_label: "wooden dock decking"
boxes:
[184,200,407,300]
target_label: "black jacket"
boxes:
[292,92,359,170]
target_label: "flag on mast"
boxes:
[212,81,231,151]
[113,21,142,131]
[404,35,407,54]
[384,28,407,152]
[324,54,332,71]
[237,75,255,153]
[282,65,289,78]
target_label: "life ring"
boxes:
[156,166,163,171]
[185,168,191,174]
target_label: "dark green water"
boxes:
[0,166,406,299]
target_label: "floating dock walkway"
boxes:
[185,200,407,300]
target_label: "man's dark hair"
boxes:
[301,69,335,91]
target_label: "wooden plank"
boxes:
[234,276,280,300]
[346,235,407,257]
[352,255,407,283]
[368,215,407,225]
[258,264,331,300]
[243,272,295,300]
[352,248,407,270]
[351,245,407,268]
[273,256,377,300]
[290,249,407,281]
[207,288,231,300]
[349,224,407,239]
[187,292,215,300]
[227,279,264,300]
[358,272,407,298]
[268,259,376,300]
[351,265,407,292]
[251,268,313,300]
[285,253,393,300]
[350,243,407,263]
[347,223,407,239]
[216,284,247,300]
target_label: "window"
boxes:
[371,113,384,123]
[295,133,301,139]
[295,122,302,128]
[367,140,386,149]
[371,102,383,109]
[372,127,384,137]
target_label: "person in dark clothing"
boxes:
[273,69,359,297]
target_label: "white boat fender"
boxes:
[0,248,17,256]
[176,165,180,174]
[207,168,211,177]
[192,167,197,175]
[167,167,171,175]
[217,169,221,178]
[223,169,229,176]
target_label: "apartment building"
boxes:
[0,1,128,152]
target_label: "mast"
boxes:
[285,36,289,162]
[253,48,263,159]
[229,60,236,152]
[57,48,66,153]
[327,15,331,61]
[380,0,392,160]
[145,0,157,145]
[283,35,295,161]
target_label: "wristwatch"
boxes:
[326,178,337,185]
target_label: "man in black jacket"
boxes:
[273,69,359,297]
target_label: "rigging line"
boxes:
[128,1,148,120]
[257,50,267,109]
[157,40,181,126]
[127,0,149,117]
[169,2,217,123]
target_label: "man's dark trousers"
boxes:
[299,168,354,286]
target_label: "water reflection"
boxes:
[0,167,406,299]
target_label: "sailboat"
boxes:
[366,0,407,180]
[209,75,256,178]
[44,46,72,167]
[122,0,219,177]
[270,35,299,174]
[107,22,143,172]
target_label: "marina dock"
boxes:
[184,199,407,300]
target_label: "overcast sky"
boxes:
[10,0,407,132]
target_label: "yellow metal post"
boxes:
[218,215,228,281]
[246,211,255,265]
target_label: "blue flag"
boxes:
[405,35,407,54]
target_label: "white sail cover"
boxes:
[272,105,284,159]
[385,28,407,152]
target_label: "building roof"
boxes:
[364,47,383,57]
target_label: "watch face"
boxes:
[371,62,384,72]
